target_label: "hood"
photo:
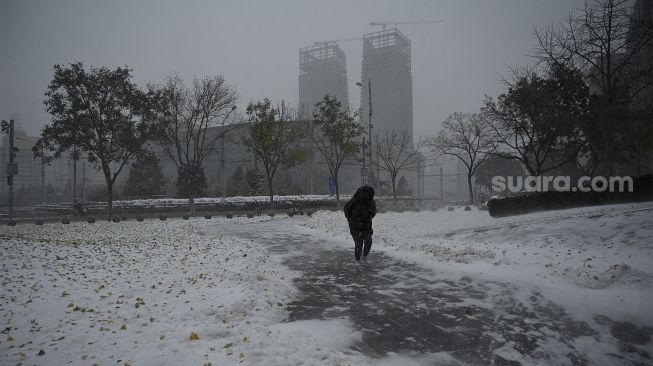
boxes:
[353,185,375,201]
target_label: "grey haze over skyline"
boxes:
[1,0,582,139]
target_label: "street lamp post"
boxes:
[356,77,373,186]
[361,136,366,185]
[1,119,17,223]
[220,105,237,197]
[72,146,77,207]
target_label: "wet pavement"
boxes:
[218,218,652,365]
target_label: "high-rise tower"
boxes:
[360,28,413,139]
[298,43,349,115]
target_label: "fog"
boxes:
[1,0,582,138]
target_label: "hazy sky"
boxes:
[1,0,583,138]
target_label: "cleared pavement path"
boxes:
[218,218,652,365]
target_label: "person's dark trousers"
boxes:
[352,231,373,260]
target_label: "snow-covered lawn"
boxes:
[0,216,362,366]
[306,202,653,330]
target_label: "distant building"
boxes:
[0,119,40,201]
[155,121,361,198]
[360,28,413,140]
[298,43,349,115]
[0,116,105,206]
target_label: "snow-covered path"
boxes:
[215,211,653,365]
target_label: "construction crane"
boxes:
[369,20,443,30]
[313,37,362,46]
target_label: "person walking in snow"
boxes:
[344,185,377,263]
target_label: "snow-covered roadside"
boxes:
[45,194,353,210]
[0,217,366,366]
[304,202,653,327]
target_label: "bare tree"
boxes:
[373,131,425,203]
[244,99,310,208]
[311,95,365,207]
[533,0,653,172]
[482,66,588,177]
[430,113,493,205]
[157,74,239,215]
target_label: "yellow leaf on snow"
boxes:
[189,331,200,341]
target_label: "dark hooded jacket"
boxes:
[344,185,377,235]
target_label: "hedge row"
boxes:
[487,175,653,218]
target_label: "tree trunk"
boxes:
[189,196,196,216]
[467,174,474,205]
[267,177,274,209]
[391,172,398,205]
[106,181,113,221]
[334,173,340,208]
[72,156,77,205]
[185,174,196,216]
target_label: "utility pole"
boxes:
[440,167,444,203]
[417,158,422,198]
[41,146,46,204]
[366,77,373,185]
[356,77,373,186]
[81,159,86,204]
[361,136,367,185]
[1,119,17,222]
[221,136,226,197]
[72,146,77,206]
[8,120,15,222]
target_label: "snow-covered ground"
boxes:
[2,202,652,365]
[305,202,653,360]
[307,202,653,291]
[0,216,372,366]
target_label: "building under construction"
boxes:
[360,28,413,139]
[298,43,349,115]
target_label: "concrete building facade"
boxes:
[298,43,349,115]
[360,28,413,139]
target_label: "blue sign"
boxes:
[328,177,336,194]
